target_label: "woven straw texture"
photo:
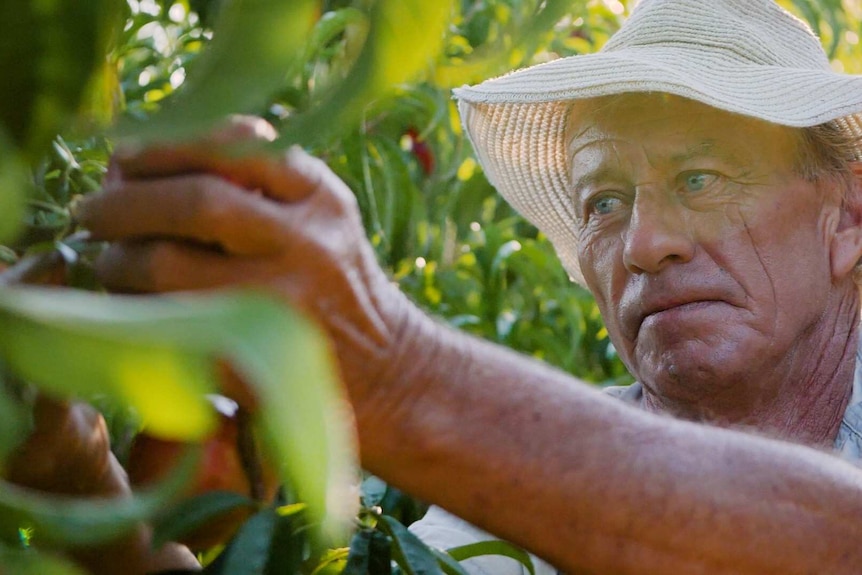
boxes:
[454,0,862,284]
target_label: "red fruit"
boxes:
[127,401,279,552]
[406,128,435,175]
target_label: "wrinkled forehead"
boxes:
[564,93,803,174]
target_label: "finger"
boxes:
[95,239,296,294]
[115,116,326,203]
[77,174,288,255]
[119,145,336,205]
[117,122,348,205]
[114,115,277,178]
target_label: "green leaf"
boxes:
[0,376,30,471]
[220,507,277,575]
[306,8,370,66]
[263,510,304,575]
[0,446,198,547]
[429,549,469,575]
[0,0,121,159]
[378,515,444,575]
[0,287,357,542]
[432,0,572,87]
[0,129,28,244]
[116,0,317,143]
[0,291,217,440]
[309,547,350,575]
[0,543,88,575]
[447,541,535,575]
[343,529,373,575]
[279,0,454,148]
[152,490,255,548]
[369,529,393,575]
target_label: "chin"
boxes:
[632,342,756,414]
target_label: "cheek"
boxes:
[578,230,619,294]
[722,196,834,316]
[578,230,629,332]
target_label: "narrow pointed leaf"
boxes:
[429,549,469,575]
[220,508,277,575]
[378,515,444,575]
[263,510,304,575]
[343,529,373,575]
[447,541,535,575]
[369,530,393,575]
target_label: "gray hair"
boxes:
[796,122,862,282]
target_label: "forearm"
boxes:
[360,307,862,574]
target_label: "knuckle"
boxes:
[222,115,277,143]
[142,241,181,292]
[187,175,235,230]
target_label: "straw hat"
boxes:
[454,0,862,284]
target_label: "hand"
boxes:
[77,117,425,424]
[0,244,199,573]
[4,397,201,574]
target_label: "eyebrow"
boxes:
[671,139,750,168]
[570,138,747,197]
[571,167,626,199]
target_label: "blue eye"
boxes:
[591,196,623,215]
[683,172,716,193]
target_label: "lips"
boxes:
[620,287,738,339]
[642,298,727,322]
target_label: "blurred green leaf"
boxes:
[116,0,317,143]
[0,287,356,541]
[432,0,572,87]
[0,130,28,245]
[0,289,217,439]
[0,379,30,473]
[279,0,454,148]
[309,547,350,575]
[0,0,121,159]
[0,543,88,575]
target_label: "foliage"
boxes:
[1,0,861,573]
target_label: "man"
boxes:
[69,0,862,572]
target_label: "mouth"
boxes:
[639,299,729,328]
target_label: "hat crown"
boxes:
[603,0,831,70]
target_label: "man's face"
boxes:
[570,94,848,412]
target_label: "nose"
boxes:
[623,192,695,274]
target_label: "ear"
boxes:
[830,162,862,280]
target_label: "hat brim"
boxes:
[455,47,862,284]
